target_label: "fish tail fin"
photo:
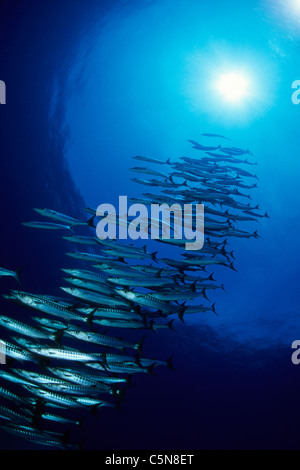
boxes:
[167,354,175,371]
[166,158,171,164]
[134,304,141,315]
[87,216,96,228]
[51,328,66,346]
[221,284,226,292]
[229,261,237,272]
[146,363,157,376]
[191,281,197,292]
[125,374,133,384]
[253,230,260,239]
[141,316,149,330]
[221,246,228,258]
[183,180,188,186]
[87,308,98,327]
[148,319,155,332]
[137,335,147,353]
[208,273,215,281]
[15,266,22,286]
[134,352,141,365]
[151,251,159,263]
[264,211,270,218]
[101,352,109,370]
[178,308,185,323]
[201,288,210,301]
[155,268,163,278]
[167,319,176,331]
[211,303,218,315]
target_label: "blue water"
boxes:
[1,0,300,449]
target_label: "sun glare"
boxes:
[215,72,251,104]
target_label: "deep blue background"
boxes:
[0,0,300,450]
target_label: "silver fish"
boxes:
[0,266,22,284]
[22,221,73,231]
[33,207,94,227]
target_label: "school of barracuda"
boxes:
[0,136,268,448]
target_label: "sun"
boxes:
[215,72,251,104]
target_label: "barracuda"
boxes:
[75,397,116,408]
[62,235,98,245]
[43,382,109,396]
[47,367,100,387]
[64,329,145,352]
[66,251,125,264]
[132,155,170,165]
[33,208,95,227]
[0,315,56,340]
[60,286,130,309]
[102,247,158,262]
[61,268,108,283]
[23,385,87,408]
[0,266,22,284]
[97,237,151,256]
[36,411,83,427]
[11,336,45,350]
[28,347,106,364]
[0,339,38,363]
[32,317,68,330]
[129,166,171,179]
[0,405,33,424]
[0,369,33,387]
[0,385,30,405]
[12,369,72,386]
[93,264,157,278]
[107,276,175,288]
[47,366,129,385]
[78,306,141,321]
[115,288,181,314]
[0,423,67,445]
[150,290,204,301]
[64,277,116,295]
[9,291,87,322]
[102,361,156,375]
[22,221,73,231]
[92,317,149,329]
